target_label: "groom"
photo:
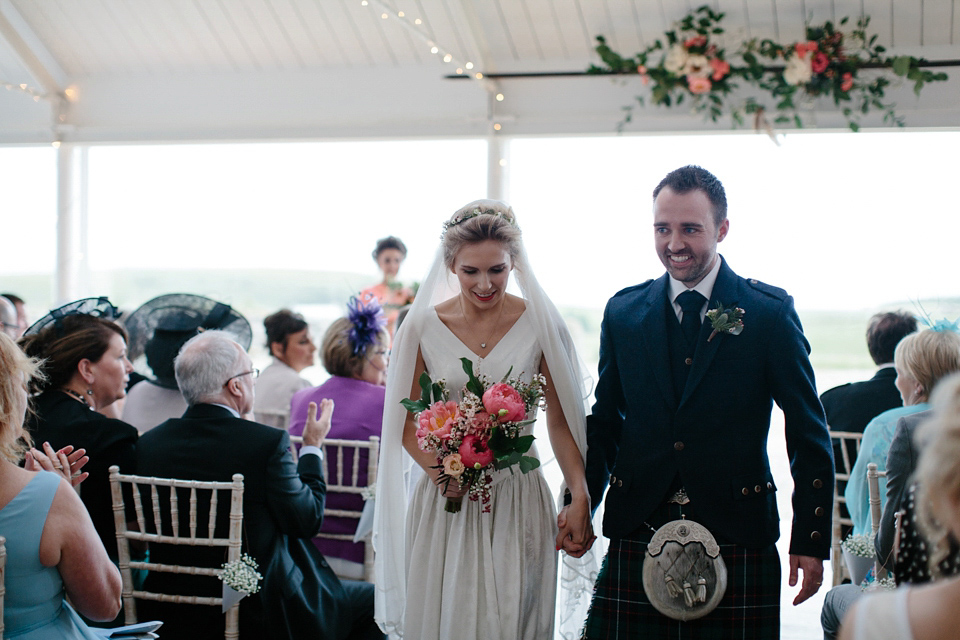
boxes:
[578,165,834,637]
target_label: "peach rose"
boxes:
[841,72,854,92]
[482,383,526,423]
[417,400,459,440]
[709,58,730,81]
[459,435,494,469]
[442,453,465,478]
[684,35,707,49]
[687,76,712,94]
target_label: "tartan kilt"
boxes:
[582,533,781,639]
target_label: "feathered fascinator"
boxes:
[346,294,387,356]
[915,301,960,333]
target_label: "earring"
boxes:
[86,389,93,395]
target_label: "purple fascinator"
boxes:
[347,294,387,355]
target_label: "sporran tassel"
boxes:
[696,577,707,603]
[683,581,695,608]
[664,574,682,598]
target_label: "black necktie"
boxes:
[677,290,706,346]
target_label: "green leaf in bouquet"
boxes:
[400,398,427,413]
[495,450,523,470]
[488,426,509,452]
[418,372,433,404]
[431,382,444,403]
[519,456,540,474]
[513,435,535,453]
[499,365,514,383]
[460,357,485,397]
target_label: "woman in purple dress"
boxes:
[289,296,388,580]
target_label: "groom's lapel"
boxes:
[636,275,677,410]
[680,258,740,408]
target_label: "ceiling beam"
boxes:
[0,0,67,94]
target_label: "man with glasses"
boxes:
[137,330,383,640]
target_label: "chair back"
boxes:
[0,535,6,640]
[867,462,889,579]
[253,409,289,431]
[109,465,244,640]
[830,430,864,586]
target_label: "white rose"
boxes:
[664,44,688,74]
[681,54,711,78]
[783,54,813,86]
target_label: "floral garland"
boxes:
[587,6,949,131]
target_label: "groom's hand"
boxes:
[789,554,824,605]
[557,502,596,558]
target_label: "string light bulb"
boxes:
[415,18,421,25]
[475,72,483,79]
[456,68,463,74]
[496,93,504,101]
[498,159,507,167]
[443,54,452,62]
[381,12,388,19]
[493,123,502,131]
[52,140,60,148]
[430,46,439,54]
[398,11,404,17]
[465,62,474,70]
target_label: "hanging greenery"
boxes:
[587,6,949,132]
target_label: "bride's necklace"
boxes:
[460,296,505,350]
[61,387,90,407]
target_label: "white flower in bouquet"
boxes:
[841,533,874,558]
[220,554,262,595]
[783,53,813,85]
[664,44,689,73]
[682,54,712,78]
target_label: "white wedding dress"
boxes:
[402,308,558,640]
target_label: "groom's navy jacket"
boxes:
[586,257,834,559]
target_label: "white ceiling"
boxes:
[1,0,958,144]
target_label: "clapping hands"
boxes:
[25,441,89,487]
[302,399,334,448]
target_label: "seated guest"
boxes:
[137,330,382,640]
[822,311,917,472]
[839,373,960,640]
[846,328,960,534]
[254,309,315,429]
[1,292,28,338]
[19,298,138,560]
[290,296,387,580]
[360,235,415,337]
[0,332,122,638]
[123,294,252,433]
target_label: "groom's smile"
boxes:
[653,186,728,287]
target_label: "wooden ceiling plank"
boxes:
[168,0,235,72]
[12,0,88,77]
[891,0,922,48]
[201,0,263,71]
[96,0,156,74]
[922,0,955,47]
[361,2,401,67]
[259,0,316,69]
[308,0,354,68]
[49,0,123,77]
[133,0,198,73]
[232,0,287,69]
[273,0,327,66]
[517,0,545,61]
[108,0,179,75]
[334,0,376,67]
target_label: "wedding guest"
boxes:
[123,294,252,433]
[845,328,960,535]
[822,311,917,472]
[20,301,138,560]
[1,292,28,337]
[136,330,382,640]
[580,165,834,637]
[374,201,594,639]
[0,295,18,339]
[839,373,960,640]
[254,309,315,429]
[361,235,415,336]
[289,296,387,579]
[0,332,122,638]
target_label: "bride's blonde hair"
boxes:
[0,332,41,463]
[916,372,960,576]
[441,199,522,269]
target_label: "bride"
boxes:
[374,200,597,639]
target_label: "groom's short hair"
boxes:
[653,165,727,226]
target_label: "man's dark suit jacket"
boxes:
[136,403,354,640]
[821,367,903,473]
[586,258,834,558]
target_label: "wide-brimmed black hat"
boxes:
[124,294,252,387]
[23,296,121,337]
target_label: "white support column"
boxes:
[55,143,85,304]
[486,127,509,201]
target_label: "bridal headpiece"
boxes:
[442,207,519,235]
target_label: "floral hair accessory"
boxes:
[442,208,519,235]
[705,302,745,342]
[346,294,387,356]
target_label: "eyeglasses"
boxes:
[223,368,259,387]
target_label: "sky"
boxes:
[2,129,957,314]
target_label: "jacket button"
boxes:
[767,482,773,490]
[684,357,693,365]
[741,487,749,496]
[610,476,617,486]
[754,485,762,493]
[617,479,623,487]
[811,531,821,541]
[815,507,825,517]
[674,441,684,451]
[812,479,823,489]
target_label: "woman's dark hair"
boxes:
[19,315,127,393]
[264,309,308,355]
[372,236,408,261]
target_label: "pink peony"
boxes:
[417,400,459,441]
[482,383,527,423]
[709,58,730,81]
[794,41,818,60]
[811,52,829,74]
[684,35,707,49]
[459,435,494,469]
[841,72,854,92]
[468,410,494,434]
[687,76,712,94]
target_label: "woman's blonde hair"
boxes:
[321,317,388,379]
[441,200,522,270]
[915,373,960,575]
[0,332,42,462]
[894,329,960,401]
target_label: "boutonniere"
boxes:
[705,302,745,342]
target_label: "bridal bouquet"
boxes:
[402,357,545,513]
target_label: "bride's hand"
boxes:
[25,442,90,487]
[556,498,595,558]
[434,473,469,498]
